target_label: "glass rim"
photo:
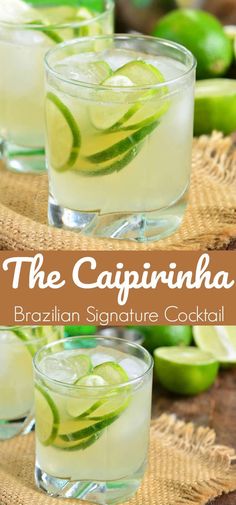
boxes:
[0,0,114,30]
[0,326,47,345]
[33,335,154,391]
[45,33,196,92]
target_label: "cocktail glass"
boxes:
[34,336,153,504]
[0,0,114,173]
[45,34,196,242]
[0,326,44,439]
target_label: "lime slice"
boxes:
[66,375,106,418]
[46,92,81,172]
[78,394,130,421]
[77,144,142,178]
[154,347,219,395]
[59,414,119,442]
[35,384,59,445]
[193,326,236,366]
[86,119,159,164]
[77,8,102,36]
[194,79,236,135]
[90,60,167,132]
[94,362,129,384]
[68,354,93,380]
[52,431,103,451]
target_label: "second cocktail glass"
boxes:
[45,34,196,242]
[0,0,114,173]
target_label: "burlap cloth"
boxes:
[1,414,236,505]
[0,132,236,251]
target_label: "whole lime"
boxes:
[135,325,192,353]
[152,9,233,79]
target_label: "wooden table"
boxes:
[152,367,236,504]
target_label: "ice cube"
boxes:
[0,330,18,343]
[40,356,78,384]
[119,357,146,379]
[91,353,116,367]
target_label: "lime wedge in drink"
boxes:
[194,79,236,135]
[154,347,219,395]
[90,60,167,131]
[46,92,81,172]
[193,326,236,366]
[35,384,60,445]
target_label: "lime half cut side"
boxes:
[46,92,81,172]
[90,60,168,132]
[154,347,219,395]
[194,79,236,135]
[35,384,60,446]
[193,326,236,366]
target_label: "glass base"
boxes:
[48,192,188,242]
[2,140,46,174]
[0,412,34,440]
[35,465,143,505]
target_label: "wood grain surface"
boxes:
[152,367,236,504]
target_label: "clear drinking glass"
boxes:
[0,0,114,174]
[45,34,196,242]
[0,326,45,439]
[34,336,153,504]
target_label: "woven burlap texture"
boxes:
[0,414,236,505]
[0,132,236,251]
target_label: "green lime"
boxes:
[194,79,236,135]
[139,325,192,353]
[193,326,236,366]
[154,347,219,395]
[46,92,81,172]
[152,9,233,79]
[35,384,59,445]
[90,60,167,132]
[94,362,129,384]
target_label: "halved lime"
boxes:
[94,362,129,384]
[46,92,81,172]
[86,119,159,164]
[193,326,236,366]
[154,347,219,395]
[194,79,236,135]
[35,384,59,445]
[90,60,167,132]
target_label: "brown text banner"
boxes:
[0,251,235,326]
